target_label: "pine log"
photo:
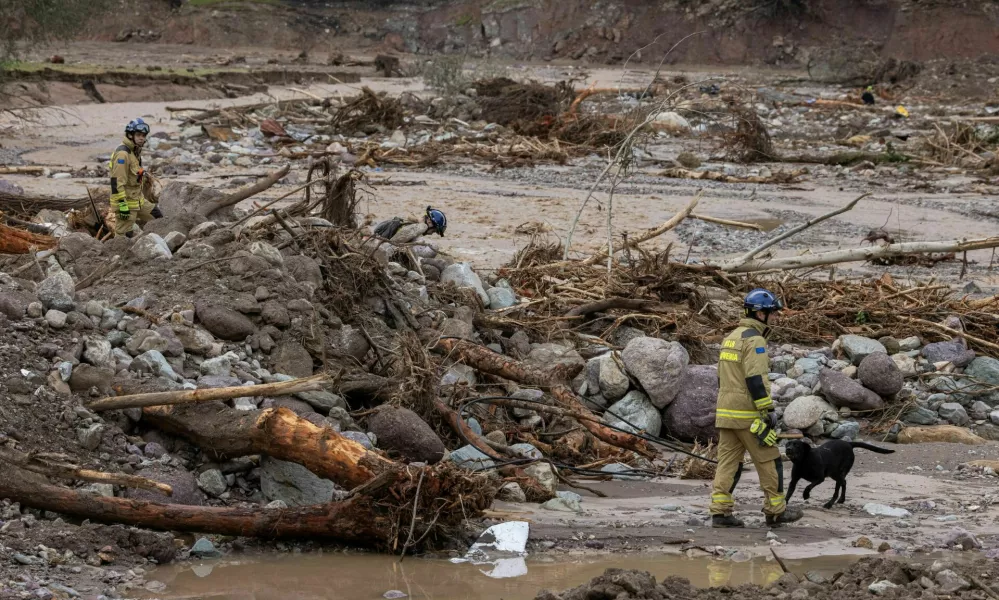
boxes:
[89,375,328,412]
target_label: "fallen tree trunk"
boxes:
[0,466,395,543]
[90,375,328,412]
[0,448,172,496]
[435,338,654,458]
[198,164,291,217]
[143,404,396,489]
[717,236,999,273]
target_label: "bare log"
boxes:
[198,164,291,217]
[719,235,999,274]
[0,448,171,496]
[689,213,764,231]
[566,297,660,318]
[89,374,328,412]
[144,404,396,489]
[581,193,700,266]
[724,193,869,268]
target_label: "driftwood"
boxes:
[198,164,291,217]
[581,193,701,266]
[0,223,58,254]
[89,374,328,412]
[0,448,172,496]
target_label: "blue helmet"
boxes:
[425,206,447,237]
[125,118,150,136]
[744,288,783,313]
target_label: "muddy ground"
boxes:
[1,41,999,598]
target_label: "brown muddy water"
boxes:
[142,552,862,599]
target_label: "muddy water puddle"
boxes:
[143,552,861,599]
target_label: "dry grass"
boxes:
[680,440,717,480]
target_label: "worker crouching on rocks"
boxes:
[109,118,162,238]
[373,206,448,240]
[710,288,803,528]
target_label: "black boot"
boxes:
[766,506,804,527]
[711,514,745,528]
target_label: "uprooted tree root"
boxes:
[723,103,776,163]
[332,86,406,133]
[680,441,717,480]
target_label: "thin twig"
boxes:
[399,467,426,560]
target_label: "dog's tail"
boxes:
[850,441,894,454]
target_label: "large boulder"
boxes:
[367,406,446,464]
[271,341,313,378]
[839,335,886,366]
[525,343,585,378]
[819,368,884,411]
[170,324,215,355]
[939,402,970,426]
[440,262,489,306]
[965,357,999,387]
[125,466,205,506]
[596,353,629,402]
[260,457,337,507]
[922,340,975,367]
[604,390,661,437]
[196,304,255,341]
[37,271,75,312]
[782,395,837,430]
[858,352,904,396]
[621,337,689,409]
[130,233,173,262]
[662,365,718,443]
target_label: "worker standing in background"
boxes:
[109,118,162,238]
[710,289,803,528]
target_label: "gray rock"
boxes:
[27,301,43,318]
[902,406,939,426]
[938,402,970,426]
[839,335,886,365]
[82,336,113,368]
[131,233,173,262]
[868,581,898,596]
[970,401,992,421]
[858,352,904,396]
[37,271,75,312]
[601,462,643,481]
[662,365,718,443]
[441,364,477,386]
[440,262,489,306]
[878,336,901,355]
[782,395,836,430]
[830,421,861,440]
[819,368,884,411]
[190,538,220,558]
[342,430,374,450]
[604,390,661,436]
[260,456,336,507]
[144,442,167,458]
[331,325,369,361]
[525,343,585,376]
[595,353,629,402]
[58,231,104,261]
[163,231,187,253]
[125,466,204,505]
[448,445,494,470]
[200,352,237,376]
[77,424,104,451]
[944,528,981,550]
[486,287,517,309]
[271,341,313,378]
[541,497,581,512]
[621,337,689,409]
[261,300,290,328]
[126,329,169,356]
[153,326,186,357]
[965,356,999,386]
[510,443,543,460]
[898,336,921,351]
[197,304,255,341]
[496,482,526,503]
[524,463,557,492]
[770,355,796,375]
[922,340,975,367]
[44,309,67,328]
[171,324,215,355]
[368,406,446,464]
[131,349,181,381]
[295,390,346,414]
[196,469,228,497]
[248,241,284,267]
[0,289,30,320]
[189,221,219,238]
[68,364,113,393]
[285,255,323,290]
[935,570,970,594]
[390,222,428,244]
[788,357,821,378]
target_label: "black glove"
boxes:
[764,411,778,431]
[150,205,163,219]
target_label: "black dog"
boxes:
[785,439,894,509]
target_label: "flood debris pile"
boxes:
[535,556,999,600]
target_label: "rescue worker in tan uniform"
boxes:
[109,118,162,237]
[710,288,803,528]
